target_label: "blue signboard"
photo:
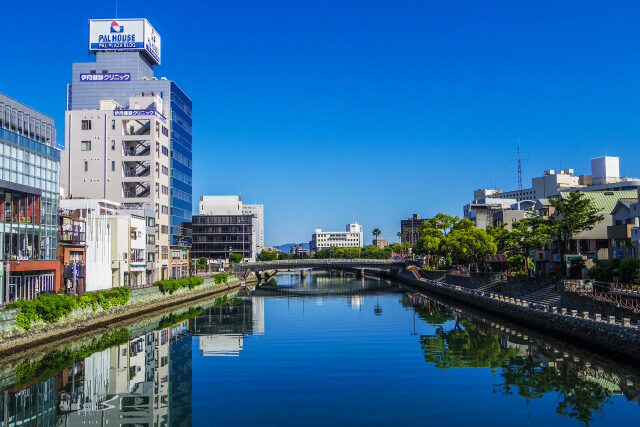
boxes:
[113,109,167,123]
[80,73,131,82]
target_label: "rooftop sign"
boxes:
[89,19,161,65]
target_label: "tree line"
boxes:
[409,192,603,276]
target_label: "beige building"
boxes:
[61,93,171,280]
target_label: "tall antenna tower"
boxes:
[517,143,523,191]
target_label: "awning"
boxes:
[485,254,507,263]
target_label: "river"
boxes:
[0,271,638,426]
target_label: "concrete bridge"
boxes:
[233,259,406,282]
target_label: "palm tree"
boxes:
[372,228,382,240]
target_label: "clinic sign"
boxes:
[80,73,131,82]
[113,109,167,123]
[89,18,161,65]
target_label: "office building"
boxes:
[465,156,640,229]
[242,203,264,256]
[191,214,253,261]
[400,214,427,246]
[62,94,170,280]
[290,245,309,256]
[0,94,61,303]
[310,223,363,252]
[66,18,192,277]
[196,196,263,261]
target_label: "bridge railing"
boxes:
[235,258,405,268]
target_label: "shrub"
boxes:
[11,286,132,330]
[229,253,243,263]
[155,277,204,294]
[618,258,640,284]
[213,273,229,285]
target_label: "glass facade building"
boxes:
[191,215,253,260]
[68,49,193,250]
[0,94,61,303]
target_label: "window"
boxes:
[111,120,116,130]
[102,69,108,73]
[81,141,91,151]
[84,161,88,172]
[111,140,116,150]
[147,217,155,227]
[147,252,155,262]
[147,234,155,244]
[162,246,169,259]
[161,205,169,215]
[161,165,168,175]
[161,225,169,234]
[162,185,168,195]
[162,126,169,137]
[111,161,115,171]
[161,146,169,156]
[81,120,91,130]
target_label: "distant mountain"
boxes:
[276,242,310,253]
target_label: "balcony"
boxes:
[123,161,151,177]
[60,230,86,244]
[123,142,151,157]
[123,182,151,199]
[607,224,633,240]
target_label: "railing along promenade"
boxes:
[564,280,640,311]
[403,268,640,329]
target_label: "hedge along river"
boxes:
[0,271,639,426]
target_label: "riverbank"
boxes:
[0,275,257,357]
[383,267,640,363]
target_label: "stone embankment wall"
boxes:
[395,269,640,363]
[0,275,252,348]
[499,276,557,298]
[444,272,502,289]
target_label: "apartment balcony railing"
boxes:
[124,189,150,198]
[123,166,151,177]
[123,146,151,157]
[59,230,86,244]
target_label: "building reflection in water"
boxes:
[191,297,264,357]
[0,296,264,426]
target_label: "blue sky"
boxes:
[2,1,640,246]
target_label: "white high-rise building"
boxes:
[242,204,264,256]
[310,223,364,252]
[61,94,170,280]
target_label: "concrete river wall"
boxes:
[392,268,640,364]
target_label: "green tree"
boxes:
[388,242,410,254]
[548,192,604,277]
[486,223,510,253]
[505,215,553,275]
[258,250,278,261]
[229,252,243,264]
[415,213,460,268]
[278,252,292,260]
[444,224,497,271]
[372,228,382,241]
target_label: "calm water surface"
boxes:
[1,272,639,426]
